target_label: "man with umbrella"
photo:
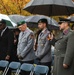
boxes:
[49,18,74,75]
[35,18,52,75]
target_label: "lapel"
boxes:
[1,27,9,37]
[19,31,27,41]
[22,31,27,39]
[38,28,47,39]
[63,28,71,35]
[59,28,71,39]
[19,28,30,42]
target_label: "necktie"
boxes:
[22,32,24,37]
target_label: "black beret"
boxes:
[38,18,48,25]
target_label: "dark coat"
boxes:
[0,27,14,61]
[53,28,74,75]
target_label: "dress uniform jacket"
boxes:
[53,28,74,75]
[17,28,35,61]
[35,28,52,63]
[0,27,14,61]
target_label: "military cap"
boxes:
[38,18,48,25]
[17,21,26,26]
[58,17,70,24]
[0,19,6,25]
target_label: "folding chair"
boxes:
[34,65,49,75]
[19,63,34,75]
[0,60,9,75]
[5,62,21,75]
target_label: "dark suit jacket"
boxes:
[0,27,14,61]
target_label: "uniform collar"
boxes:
[1,26,7,36]
[63,28,71,35]
[42,28,47,33]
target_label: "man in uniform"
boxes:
[17,21,35,75]
[52,18,74,75]
[17,21,35,63]
[35,18,52,75]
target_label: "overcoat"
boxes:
[0,27,14,61]
[53,28,74,75]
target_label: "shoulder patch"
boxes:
[44,30,50,34]
[29,34,34,39]
[47,33,53,40]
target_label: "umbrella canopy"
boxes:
[0,14,16,27]
[9,14,26,24]
[25,15,59,29]
[24,0,74,16]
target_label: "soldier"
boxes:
[17,21,35,75]
[35,18,52,75]
[51,18,74,75]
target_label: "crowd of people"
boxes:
[0,18,74,75]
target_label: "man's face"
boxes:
[38,22,45,29]
[18,23,27,31]
[59,22,66,30]
[0,24,5,30]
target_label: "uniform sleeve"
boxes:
[50,38,57,46]
[63,32,74,66]
[20,33,34,58]
[7,31,14,56]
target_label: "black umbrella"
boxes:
[25,15,58,26]
[27,22,59,30]
[24,0,74,16]
[25,15,59,30]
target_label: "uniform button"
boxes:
[58,50,59,51]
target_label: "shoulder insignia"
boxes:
[30,34,34,39]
